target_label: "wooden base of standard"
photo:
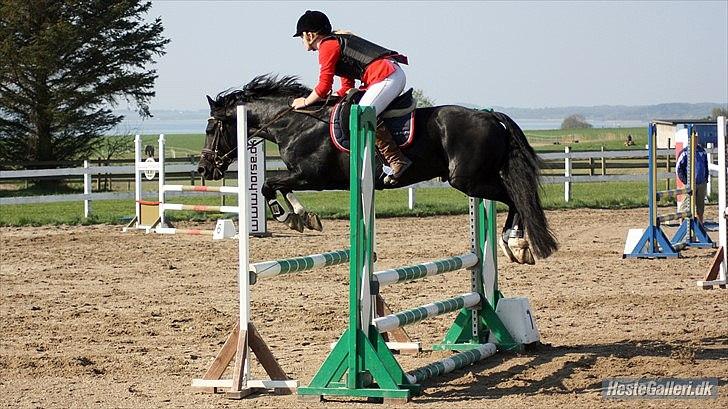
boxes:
[698,246,727,289]
[191,321,297,399]
[375,294,421,355]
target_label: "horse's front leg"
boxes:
[262,171,322,233]
[280,190,323,232]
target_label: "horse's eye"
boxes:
[205,121,215,134]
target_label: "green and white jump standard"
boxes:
[298,105,538,402]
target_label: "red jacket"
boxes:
[314,38,396,98]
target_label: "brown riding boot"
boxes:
[375,126,412,185]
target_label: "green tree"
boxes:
[413,88,435,108]
[710,106,728,120]
[561,114,593,130]
[0,0,169,166]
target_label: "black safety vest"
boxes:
[323,33,400,80]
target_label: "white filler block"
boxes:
[493,297,540,345]
[212,219,237,240]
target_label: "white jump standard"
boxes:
[123,133,267,237]
[698,116,727,289]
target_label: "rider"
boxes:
[290,10,411,184]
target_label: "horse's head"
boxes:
[197,75,311,180]
[197,93,241,180]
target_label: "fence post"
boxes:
[408,187,416,210]
[564,146,571,202]
[665,152,671,191]
[97,157,102,191]
[589,157,594,176]
[84,160,91,218]
[189,154,195,186]
[600,145,606,175]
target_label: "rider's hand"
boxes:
[291,97,307,109]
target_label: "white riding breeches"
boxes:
[358,63,406,117]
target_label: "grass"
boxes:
[525,127,646,152]
[138,126,647,159]
[2,126,665,227]
[2,179,713,227]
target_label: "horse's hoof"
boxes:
[303,212,323,231]
[498,238,517,263]
[285,214,305,233]
[507,237,535,265]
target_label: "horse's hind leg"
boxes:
[281,191,323,231]
[450,177,534,265]
[501,207,535,265]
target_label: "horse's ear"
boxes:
[206,95,215,108]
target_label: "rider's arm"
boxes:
[337,76,355,97]
[305,38,341,105]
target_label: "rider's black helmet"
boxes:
[293,10,332,37]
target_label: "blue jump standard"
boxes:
[625,122,714,259]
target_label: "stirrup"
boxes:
[383,159,412,185]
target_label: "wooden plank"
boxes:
[200,322,239,380]
[227,325,249,396]
[375,294,419,355]
[248,323,293,385]
[699,247,725,289]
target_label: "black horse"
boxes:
[198,75,557,263]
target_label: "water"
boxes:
[110,111,647,135]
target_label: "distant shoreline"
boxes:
[110,101,725,135]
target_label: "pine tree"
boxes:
[0,0,169,166]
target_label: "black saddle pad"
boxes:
[329,90,415,152]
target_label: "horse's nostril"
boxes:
[197,166,206,175]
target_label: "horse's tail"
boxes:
[493,112,558,259]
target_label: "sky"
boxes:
[140,1,728,111]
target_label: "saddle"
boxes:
[329,88,416,152]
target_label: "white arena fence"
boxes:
[0,144,721,218]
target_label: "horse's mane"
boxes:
[214,74,311,110]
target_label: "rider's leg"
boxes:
[359,64,411,183]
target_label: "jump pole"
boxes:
[191,104,296,398]
[698,116,727,289]
[298,105,521,402]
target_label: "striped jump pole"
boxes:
[373,253,478,287]
[250,249,350,280]
[406,343,497,384]
[161,203,240,213]
[655,188,692,200]
[162,184,239,194]
[155,227,214,236]
[372,292,481,333]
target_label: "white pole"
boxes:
[706,142,713,197]
[133,135,142,223]
[236,105,251,384]
[718,117,726,283]
[83,160,91,218]
[158,134,165,227]
[564,146,571,202]
[408,187,416,210]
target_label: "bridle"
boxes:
[201,95,334,171]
